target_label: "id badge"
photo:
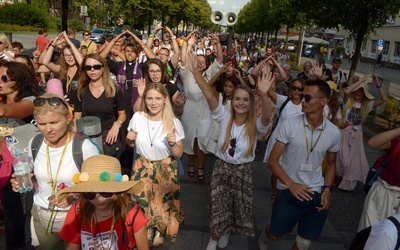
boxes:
[300,163,312,172]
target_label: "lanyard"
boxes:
[302,117,323,161]
[92,214,116,250]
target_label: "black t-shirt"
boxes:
[164,83,179,103]
[74,86,126,131]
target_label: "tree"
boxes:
[299,0,400,83]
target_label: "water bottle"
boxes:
[13,149,33,193]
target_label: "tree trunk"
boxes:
[61,0,68,31]
[130,5,135,31]
[348,19,369,85]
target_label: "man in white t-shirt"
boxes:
[331,57,346,98]
[259,80,341,250]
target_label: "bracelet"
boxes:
[376,84,383,89]
[322,185,333,193]
[324,189,332,195]
[169,142,177,149]
[149,34,155,39]
[50,43,55,48]
[116,120,123,125]
[171,36,176,39]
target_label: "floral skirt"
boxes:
[131,155,184,241]
[209,158,255,237]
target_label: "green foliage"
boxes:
[287,52,302,71]
[0,23,39,32]
[0,3,50,28]
[383,96,400,122]
[334,47,345,57]
[54,18,85,32]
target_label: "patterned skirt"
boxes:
[131,155,184,241]
[209,158,255,237]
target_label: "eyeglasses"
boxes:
[64,54,74,58]
[84,64,103,71]
[228,138,236,157]
[33,97,69,108]
[84,33,90,36]
[291,86,304,92]
[300,94,326,102]
[83,192,114,201]
[1,75,12,83]
[149,69,162,75]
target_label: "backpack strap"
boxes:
[31,134,45,162]
[123,203,142,249]
[71,132,87,171]
[387,216,400,250]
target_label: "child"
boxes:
[56,155,149,250]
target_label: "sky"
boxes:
[207,0,248,15]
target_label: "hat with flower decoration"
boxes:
[56,155,143,202]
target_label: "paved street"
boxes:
[0,33,398,249]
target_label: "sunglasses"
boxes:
[83,192,115,201]
[33,97,69,108]
[84,33,90,36]
[228,138,236,157]
[84,64,103,71]
[300,94,325,102]
[1,74,12,83]
[291,86,304,92]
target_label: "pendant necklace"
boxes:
[147,114,163,147]
[92,212,115,250]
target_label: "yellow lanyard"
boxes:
[46,132,71,195]
[302,117,323,161]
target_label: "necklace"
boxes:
[66,67,77,93]
[147,114,163,147]
[46,132,71,206]
[231,123,246,140]
[92,213,115,250]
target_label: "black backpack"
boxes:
[31,132,90,170]
[350,216,400,250]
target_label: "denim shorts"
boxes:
[270,189,329,240]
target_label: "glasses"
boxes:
[291,86,304,92]
[300,94,326,102]
[1,75,11,82]
[149,69,162,75]
[228,138,236,157]
[84,33,90,36]
[84,64,103,71]
[33,97,69,108]
[83,192,114,201]
[64,54,74,58]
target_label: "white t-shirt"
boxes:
[212,104,269,164]
[31,138,100,210]
[127,112,185,161]
[364,213,400,250]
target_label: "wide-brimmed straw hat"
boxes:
[326,81,337,91]
[353,81,374,100]
[56,155,143,202]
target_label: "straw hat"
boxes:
[353,81,374,100]
[326,81,337,91]
[56,155,143,202]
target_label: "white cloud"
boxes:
[218,0,225,5]
[209,0,217,4]
[208,0,249,14]
[231,5,241,9]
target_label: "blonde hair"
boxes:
[220,85,257,158]
[77,53,117,101]
[0,34,12,53]
[33,93,73,129]
[342,94,370,122]
[142,82,176,136]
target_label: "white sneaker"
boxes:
[217,233,230,248]
[206,237,218,250]
[258,229,269,250]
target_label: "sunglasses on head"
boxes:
[33,97,68,108]
[291,86,304,92]
[228,138,236,157]
[300,94,325,102]
[83,192,114,201]
[84,64,103,71]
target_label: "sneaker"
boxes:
[217,233,230,248]
[152,230,164,248]
[206,237,218,250]
[258,229,269,250]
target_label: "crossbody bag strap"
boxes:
[387,216,400,250]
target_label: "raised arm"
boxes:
[180,31,196,67]
[371,73,387,108]
[368,127,400,150]
[127,30,155,59]
[41,33,63,73]
[209,34,223,64]
[186,50,218,112]
[257,65,274,126]
[62,31,83,65]
[133,78,146,113]
[345,74,371,95]
[99,31,127,59]
[269,56,287,82]
[145,25,163,49]
[165,26,180,67]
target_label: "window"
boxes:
[383,41,390,55]
[370,40,377,53]
[394,42,400,57]
[362,40,367,51]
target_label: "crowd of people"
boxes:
[0,25,392,250]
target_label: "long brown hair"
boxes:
[77,53,117,101]
[220,85,257,158]
[79,193,134,224]
[57,45,79,81]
